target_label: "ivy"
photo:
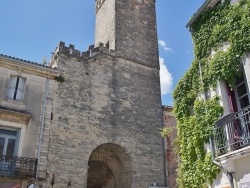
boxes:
[160,127,174,137]
[54,75,65,82]
[173,1,250,187]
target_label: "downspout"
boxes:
[36,77,49,178]
[199,62,235,188]
[209,136,235,188]
[162,107,168,187]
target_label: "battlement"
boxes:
[95,0,106,12]
[54,41,115,60]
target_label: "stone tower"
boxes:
[95,0,159,68]
[46,0,165,187]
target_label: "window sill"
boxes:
[0,98,25,105]
[0,107,31,125]
[6,98,24,105]
[0,98,27,112]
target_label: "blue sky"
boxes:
[0,0,204,105]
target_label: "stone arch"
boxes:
[87,143,132,188]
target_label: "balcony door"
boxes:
[226,73,250,149]
[0,129,19,157]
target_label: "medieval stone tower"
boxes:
[46,0,165,187]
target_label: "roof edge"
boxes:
[0,54,59,77]
[186,0,213,29]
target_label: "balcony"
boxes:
[0,156,37,179]
[214,106,250,157]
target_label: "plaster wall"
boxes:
[234,155,250,186]
[0,66,47,158]
[211,171,231,188]
[0,63,57,181]
[243,53,250,94]
[231,0,241,4]
[216,81,231,114]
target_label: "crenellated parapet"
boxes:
[95,0,106,12]
[53,41,115,61]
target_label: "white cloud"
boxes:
[158,40,172,52]
[159,57,173,95]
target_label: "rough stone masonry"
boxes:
[45,0,165,187]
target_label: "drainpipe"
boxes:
[209,137,235,188]
[162,107,168,187]
[36,77,49,178]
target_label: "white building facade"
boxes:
[187,0,250,187]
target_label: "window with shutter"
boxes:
[7,76,26,101]
[8,77,17,100]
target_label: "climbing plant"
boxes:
[173,0,250,187]
[54,75,65,82]
[160,126,173,137]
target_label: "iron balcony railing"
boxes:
[0,156,37,178]
[214,105,250,156]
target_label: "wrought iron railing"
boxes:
[214,106,250,156]
[0,156,37,178]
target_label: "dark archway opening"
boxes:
[87,143,132,188]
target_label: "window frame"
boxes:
[0,127,20,157]
[7,75,26,101]
[234,73,250,111]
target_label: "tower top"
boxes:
[94,0,159,69]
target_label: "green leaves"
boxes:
[176,98,222,187]
[174,1,250,187]
[160,127,173,137]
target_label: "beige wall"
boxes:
[234,154,250,187]
[0,66,47,158]
[0,58,58,186]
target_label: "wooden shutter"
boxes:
[8,76,17,99]
[16,77,25,100]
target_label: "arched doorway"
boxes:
[87,143,132,188]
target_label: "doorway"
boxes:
[87,143,132,188]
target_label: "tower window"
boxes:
[105,41,109,49]
[8,76,26,101]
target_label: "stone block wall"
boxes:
[46,43,165,188]
[94,0,159,69]
[95,0,116,50]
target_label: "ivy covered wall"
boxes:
[173,0,250,187]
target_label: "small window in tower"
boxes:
[8,76,26,101]
[105,41,109,49]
